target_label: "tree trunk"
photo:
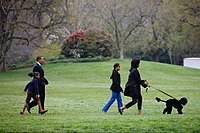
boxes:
[0,59,6,71]
[120,46,124,59]
[168,50,173,64]
[0,3,7,71]
[152,54,159,62]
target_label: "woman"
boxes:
[102,63,123,114]
[20,72,47,115]
[119,59,148,115]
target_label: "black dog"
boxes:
[155,97,188,114]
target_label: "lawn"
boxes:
[0,59,200,132]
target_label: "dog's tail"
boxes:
[155,97,166,102]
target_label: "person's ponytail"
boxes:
[110,63,120,79]
[28,72,34,77]
[28,72,40,77]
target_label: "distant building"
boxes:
[183,57,200,69]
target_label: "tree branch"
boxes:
[124,11,145,42]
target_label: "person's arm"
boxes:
[132,70,147,88]
[112,71,122,91]
[44,78,49,85]
[23,82,30,92]
[34,79,40,96]
[33,65,39,73]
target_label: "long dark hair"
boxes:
[110,63,120,79]
[129,58,140,71]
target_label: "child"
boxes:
[102,63,123,114]
[20,72,47,115]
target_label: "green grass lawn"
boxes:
[0,59,200,132]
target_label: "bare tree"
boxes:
[179,0,200,28]
[87,0,151,59]
[0,0,65,71]
[146,0,166,62]
[143,0,200,64]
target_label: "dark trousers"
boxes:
[125,93,142,110]
[29,87,45,111]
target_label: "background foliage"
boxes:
[61,28,113,58]
[1,0,200,71]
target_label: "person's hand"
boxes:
[144,80,149,85]
[44,78,49,85]
[143,83,148,88]
[142,80,149,88]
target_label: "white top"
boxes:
[37,62,42,66]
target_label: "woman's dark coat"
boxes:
[110,70,123,93]
[124,68,147,97]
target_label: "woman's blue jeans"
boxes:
[102,90,123,113]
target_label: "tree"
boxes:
[0,0,65,71]
[87,0,151,59]
[177,0,200,57]
[162,0,200,64]
[146,0,166,62]
[141,0,200,64]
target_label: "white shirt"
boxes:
[37,62,42,66]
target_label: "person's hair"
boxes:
[130,58,140,71]
[110,63,120,79]
[113,63,120,69]
[36,56,43,61]
[28,72,40,78]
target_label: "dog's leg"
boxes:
[167,106,172,114]
[163,108,167,114]
[177,109,183,114]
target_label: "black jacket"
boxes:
[24,78,40,95]
[110,70,123,93]
[33,63,48,88]
[124,68,147,97]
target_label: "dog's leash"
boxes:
[148,85,176,99]
[145,81,176,99]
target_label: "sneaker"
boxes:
[20,111,24,115]
[40,110,48,115]
[118,108,123,115]
[27,105,31,114]
[101,110,106,114]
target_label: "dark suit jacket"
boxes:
[33,63,48,89]
[124,68,147,97]
[33,63,44,78]
[110,70,123,93]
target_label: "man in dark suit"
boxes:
[27,56,49,113]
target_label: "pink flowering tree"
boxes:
[61,28,113,58]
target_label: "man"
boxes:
[27,56,49,113]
